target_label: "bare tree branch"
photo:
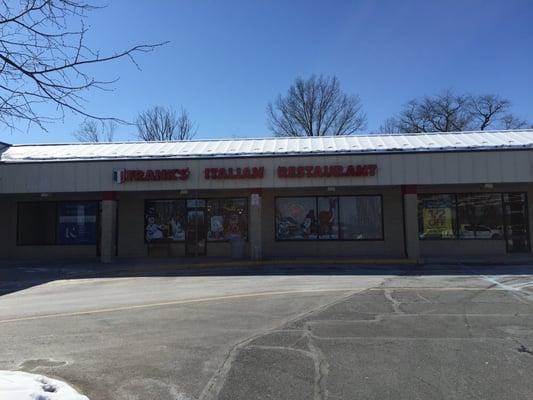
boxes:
[0,0,167,131]
[136,106,197,141]
[267,75,367,137]
[73,119,115,142]
[381,90,530,133]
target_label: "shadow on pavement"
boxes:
[0,258,532,297]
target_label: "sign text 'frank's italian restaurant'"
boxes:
[1,131,533,263]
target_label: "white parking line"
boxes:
[479,275,532,302]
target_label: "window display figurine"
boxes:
[146,215,164,241]
[170,215,185,241]
[209,215,224,240]
[226,214,241,237]
[301,210,316,239]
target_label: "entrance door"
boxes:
[503,193,530,253]
[186,205,207,256]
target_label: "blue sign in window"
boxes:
[57,202,98,244]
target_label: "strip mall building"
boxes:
[1,130,532,263]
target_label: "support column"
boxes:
[100,192,117,263]
[402,185,420,263]
[249,192,262,260]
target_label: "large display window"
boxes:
[418,193,529,250]
[17,201,98,245]
[145,198,248,243]
[276,195,383,241]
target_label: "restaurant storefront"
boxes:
[1,130,532,263]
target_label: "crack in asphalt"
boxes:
[198,289,362,400]
[384,289,404,314]
[304,322,329,400]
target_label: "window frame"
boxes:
[17,200,100,246]
[418,192,529,244]
[274,194,384,242]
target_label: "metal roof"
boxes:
[2,130,533,163]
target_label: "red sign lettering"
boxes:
[115,168,190,183]
[277,164,377,178]
[204,167,264,180]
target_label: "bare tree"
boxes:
[136,106,197,141]
[378,117,400,134]
[382,91,530,133]
[500,113,530,130]
[267,75,367,137]
[0,0,166,131]
[73,119,116,142]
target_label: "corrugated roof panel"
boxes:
[2,129,533,163]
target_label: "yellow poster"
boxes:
[423,207,453,237]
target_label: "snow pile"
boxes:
[0,370,89,400]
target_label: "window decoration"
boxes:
[145,200,187,242]
[276,196,383,241]
[207,198,248,241]
[57,202,98,244]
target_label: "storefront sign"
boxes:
[277,164,377,178]
[114,168,190,183]
[204,167,264,180]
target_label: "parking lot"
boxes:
[0,264,532,399]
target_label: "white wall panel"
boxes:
[1,150,532,194]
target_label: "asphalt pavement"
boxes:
[0,263,532,399]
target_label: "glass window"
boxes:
[57,202,98,244]
[503,193,530,252]
[339,196,383,240]
[317,197,339,239]
[207,198,248,241]
[418,194,456,239]
[145,200,186,242]
[18,202,57,245]
[456,194,503,239]
[276,197,318,240]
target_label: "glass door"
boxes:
[186,200,207,256]
[503,193,530,253]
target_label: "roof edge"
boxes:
[8,129,533,147]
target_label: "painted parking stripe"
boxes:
[0,286,514,325]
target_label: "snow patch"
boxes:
[0,370,89,400]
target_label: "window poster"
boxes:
[276,197,318,240]
[145,200,186,242]
[420,196,454,239]
[57,202,97,244]
[207,198,248,241]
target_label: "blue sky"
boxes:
[2,0,532,144]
